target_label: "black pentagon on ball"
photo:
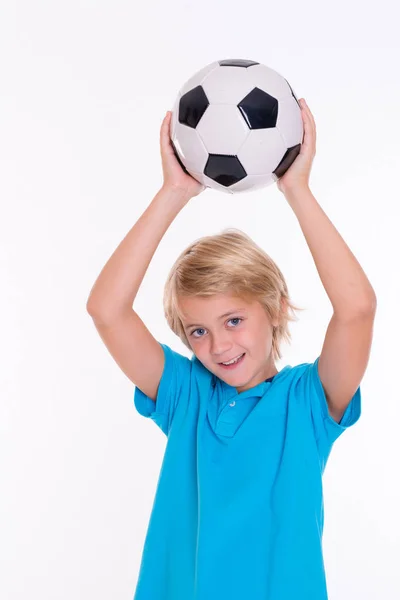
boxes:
[219,59,259,68]
[204,154,247,187]
[273,144,302,179]
[238,87,279,129]
[179,86,209,129]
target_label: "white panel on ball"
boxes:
[187,170,207,187]
[179,61,220,97]
[202,66,253,105]
[172,123,209,173]
[230,173,277,193]
[276,96,304,148]
[197,105,250,155]
[246,64,292,101]
[237,128,287,175]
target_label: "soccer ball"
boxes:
[170,59,303,194]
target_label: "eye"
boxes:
[191,328,205,338]
[189,317,243,338]
[229,317,242,327]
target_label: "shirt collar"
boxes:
[217,365,292,402]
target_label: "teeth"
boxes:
[222,353,244,366]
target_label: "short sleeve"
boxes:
[133,342,192,436]
[296,357,361,469]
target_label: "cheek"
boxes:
[190,342,207,362]
[244,327,272,349]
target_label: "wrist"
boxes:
[282,185,313,203]
[160,184,193,204]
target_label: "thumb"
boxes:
[160,112,174,156]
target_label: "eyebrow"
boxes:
[184,309,247,329]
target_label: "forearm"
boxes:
[86,186,188,320]
[285,187,377,317]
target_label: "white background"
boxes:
[1,1,400,598]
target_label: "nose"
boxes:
[210,334,233,359]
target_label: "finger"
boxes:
[160,112,175,157]
[300,100,316,142]
[300,108,313,147]
[301,100,316,134]
[160,112,173,150]
[301,110,317,155]
[160,112,170,136]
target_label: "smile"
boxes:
[218,353,246,369]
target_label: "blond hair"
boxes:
[163,228,304,362]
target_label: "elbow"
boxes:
[86,297,104,319]
[86,290,107,318]
[352,288,377,316]
[86,302,111,326]
[334,293,377,322]
[362,291,378,315]
[351,294,378,320]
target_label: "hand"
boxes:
[276,98,316,196]
[160,111,206,200]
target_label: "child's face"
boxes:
[179,293,279,393]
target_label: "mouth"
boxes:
[218,353,246,370]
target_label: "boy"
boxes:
[86,98,377,599]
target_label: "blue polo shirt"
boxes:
[133,342,361,600]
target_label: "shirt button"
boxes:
[229,401,236,407]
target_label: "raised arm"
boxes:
[86,186,190,320]
[86,112,205,400]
